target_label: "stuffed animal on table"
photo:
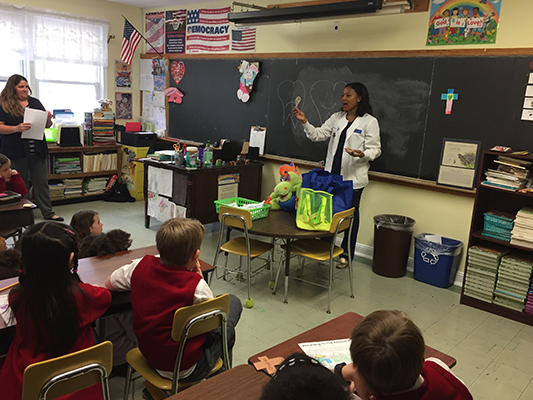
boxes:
[266,164,302,211]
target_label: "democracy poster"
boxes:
[186,7,230,53]
[426,0,501,46]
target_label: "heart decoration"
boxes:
[170,61,185,85]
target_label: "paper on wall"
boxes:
[249,126,266,155]
[142,91,153,118]
[21,108,47,140]
[140,59,154,91]
[148,165,173,197]
[153,91,166,108]
[147,191,186,222]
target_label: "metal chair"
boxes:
[21,341,113,400]
[274,207,355,313]
[212,206,275,308]
[123,294,231,399]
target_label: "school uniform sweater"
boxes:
[378,359,473,400]
[0,283,111,400]
[303,111,381,189]
[129,255,211,372]
[0,173,28,196]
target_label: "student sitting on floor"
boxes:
[260,353,351,400]
[70,210,132,257]
[105,217,242,382]
[0,153,28,196]
[0,222,111,400]
[336,310,473,400]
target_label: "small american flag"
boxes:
[231,27,256,52]
[121,20,142,65]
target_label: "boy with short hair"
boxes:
[337,310,473,400]
[105,217,242,382]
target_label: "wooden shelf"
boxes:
[47,144,121,204]
[462,150,533,326]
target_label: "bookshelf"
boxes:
[461,150,533,326]
[47,144,121,203]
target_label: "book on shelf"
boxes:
[468,245,509,260]
[497,155,533,167]
[481,180,525,191]
[517,207,533,219]
[493,164,530,179]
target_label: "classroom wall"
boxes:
[8,0,143,123]
[142,0,532,277]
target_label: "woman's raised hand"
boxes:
[292,107,307,124]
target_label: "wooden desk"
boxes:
[0,198,36,232]
[141,160,263,226]
[245,210,331,304]
[0,245,215,330]
[248,312,457,373]
[166,364,270,400]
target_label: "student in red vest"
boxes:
[0,222,111,400]
[105,217,242,383]
[336,310,473,400]
[0,153,28,196]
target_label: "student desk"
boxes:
[141,160,263,227]
[248,312,457,373]
[0,198,36,236]
[245,210,331,304]
[166,364,270,400]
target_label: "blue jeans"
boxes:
[341,188,363,259]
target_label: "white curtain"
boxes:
[0,2,108,67]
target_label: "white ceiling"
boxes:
[107,0,205,8]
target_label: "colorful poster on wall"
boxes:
[165,10,186,53]
[115,60,131,88]
[426,0,501,46]
[145,12,165,54]
[186,7,230,53]
[115,92,132,120]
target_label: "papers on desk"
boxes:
[0,293,15,327]
[22,108,47,140]
[298,339,351,370]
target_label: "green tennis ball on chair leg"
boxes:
[245,298,254,308]
[268,280,275,289]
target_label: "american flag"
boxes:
[121,20,142,65]
[232,27,256,52]
[145,12,164,54]
[185,7,230,53]
[166,10,186,29]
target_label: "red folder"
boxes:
[125,122,141,132]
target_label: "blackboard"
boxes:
[167,52,533,181]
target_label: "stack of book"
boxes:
[48,181,65,199]
[510,207,533,249]
[84,177,109,194]
[92,112,116,146]
[53,156,81,174]
[493,255,533,312]
[482,210,514,242]
[481,156,531,191]
[84,112,93,146]
[63,178,83,197]
[463,245,508,303]
[526,278,533,316]
[83,153,118,172]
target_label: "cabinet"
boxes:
[461,150,533,325]
[141,160,263,226]
[47,144,121,203]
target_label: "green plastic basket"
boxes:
[214,197,270,220]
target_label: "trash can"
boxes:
[372,215,416,278]
[414,234,463,288]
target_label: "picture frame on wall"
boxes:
[437,138,481,190]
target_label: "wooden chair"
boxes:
[274,208,355,313]
[211,206,274,308]
[123,294,231,399]
[21,341,113,400]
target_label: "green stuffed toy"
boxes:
[266,164,302,211]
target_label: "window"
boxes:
[0,3,108,121]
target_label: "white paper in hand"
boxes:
[22,108,47,140]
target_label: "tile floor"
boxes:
[37,200,533,400]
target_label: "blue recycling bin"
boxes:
[414,234,463,288]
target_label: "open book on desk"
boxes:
[298,338,351,370]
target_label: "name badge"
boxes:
[355,129,362,134]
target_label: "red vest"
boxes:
[130,255,206,371]
[379,360,473,400]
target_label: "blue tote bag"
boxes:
[301,169,353,215]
